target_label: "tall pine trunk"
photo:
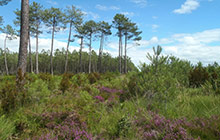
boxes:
[89,34,92,74]
[118,31,122,73]
[124,34,128,73]
[121,35,123,73]
[28,32,33,73]
[65,21,73,73]
[98,32,104,73]
[4,36,9,75]
[17,0,29,77]
[50,17,55,75]
[79,37,83,72]
[35,25,39,74]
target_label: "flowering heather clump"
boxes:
[98,86,123,94]
[40,112,69,129]
[107,95,119,107]
[135,112,199,140]
[186,116,220,139]
[94,96,105,102]
[32,112,93,140]
[134,111,220,140]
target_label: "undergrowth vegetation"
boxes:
[0,46,220,140]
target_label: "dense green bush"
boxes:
[38,73,52,82]
[59,73,71,93]
[189,66,210,88]
[71,73,89,87]
[27,79,50,102]
[88,72,101,84]
[0,81,18,113]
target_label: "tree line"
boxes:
[0,0,142,76]
[0,48,137,74]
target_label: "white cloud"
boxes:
[118,28,220,66]
[110,6,120,10]
[107,42,118,50]
[1,28,220,67]
[0,33,19,52]
[130,0,147,8]
[46,0,58,6]
[172,29,220,44]
[136,37,172,47]
[152,24,159,30]
[173,0,199,14]
[163,28,220,64]
[120,12,134,17]
[95,4,108,11]
[95,4,120,11]
[82,11,100,20]
[0,33,79,54]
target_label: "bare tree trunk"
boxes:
[119,32,122,73]
[121,36,123,73]
[17,0,29,77]
[79,37,83,73]
[89,34,92,74]
[35,25,39,74]
[65,21,72,73]
[4,36,9,75]
[124,34,128,73]
[28,32,33,73]
[118,32,121,73]
[98,32,104,73]
[50,17,55,75]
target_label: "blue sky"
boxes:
[0,0,220,66]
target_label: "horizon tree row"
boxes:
[0,48,137,74]
[0,1,142,75]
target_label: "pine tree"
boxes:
[112,14,128,73]
[123,20,142,73]
[43,7,66,75]
[1,25,17,75]
[83,20,98,73]
[97,21,112,73]
[64,5,83,73]
[30,2,44,74]
[74,25,87,73]
[0,0,11,6]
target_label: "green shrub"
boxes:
[88,73,100,84]
[189,66,210,88]
[101,72,117,81]
[0,81,18,113]
[71,73,89,87]
[59,73,71,93]
[26,73,38,83]
[116,115,131,137]
[48,76,61,91]
[27,79,50,102]
[0,70,30,113]
[38,73,52,82]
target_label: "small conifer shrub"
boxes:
[59,73,71,93]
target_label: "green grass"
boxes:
[158,90,220,119]
[0,115,15,140]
